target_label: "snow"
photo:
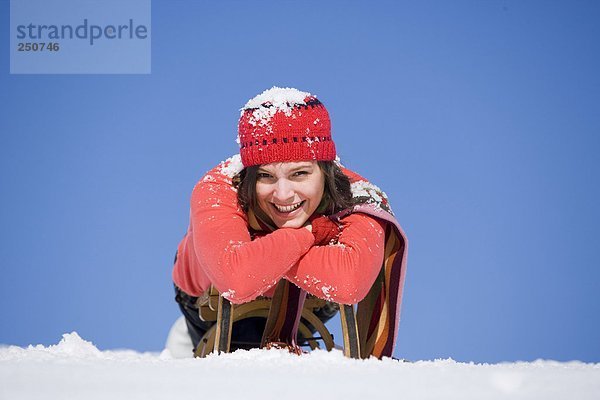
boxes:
[2,332,599,400]
[221,288,236,300]
[350,180,393,214]
[218,154,244,178]
[241,86,313,127]
[351,180,385,203]
[321,285,333,300]
[242,86,312,112]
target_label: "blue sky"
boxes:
[1,0,599,363]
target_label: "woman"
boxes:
[172,87,408,358]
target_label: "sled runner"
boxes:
[193,281,361,358]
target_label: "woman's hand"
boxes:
[309,215,342,245]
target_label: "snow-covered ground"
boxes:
[1,332,599,400]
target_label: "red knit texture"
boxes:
[310,215,342,246]
[238,97,336,167]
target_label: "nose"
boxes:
[273,178,294,203]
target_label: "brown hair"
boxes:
[233,161,354,216]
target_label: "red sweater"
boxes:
[172,160,386,305]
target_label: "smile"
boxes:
[272,201,304,213]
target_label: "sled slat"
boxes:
[340,304,360,359]
[214,296,233,354]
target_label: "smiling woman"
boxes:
[254,161,326,229]
[171,87,408,358]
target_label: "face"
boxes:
[255,161,325,229]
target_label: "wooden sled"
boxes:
[194,283,361,359]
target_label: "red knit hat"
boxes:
[237,87,337,167]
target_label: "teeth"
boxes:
[274,202,303,213]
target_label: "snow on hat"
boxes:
[237,87,336,167]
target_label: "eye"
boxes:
[257,172,273,179]
[293,170,309,177]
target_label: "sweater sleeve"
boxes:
[188,176,315,304]
[284,213,386,305]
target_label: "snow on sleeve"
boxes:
[218,154,244,179]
